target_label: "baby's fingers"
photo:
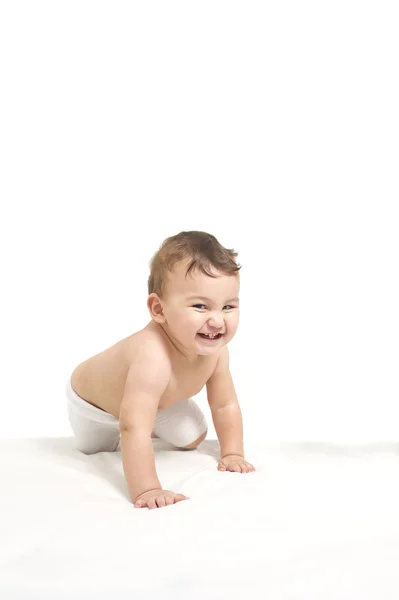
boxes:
[174,494,190,503]
[148,498,158,510]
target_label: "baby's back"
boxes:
[70,321,217,418]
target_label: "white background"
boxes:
[0,1,397,442]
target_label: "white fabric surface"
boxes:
[1,437,399,599]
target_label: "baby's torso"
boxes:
[70,323,217,418]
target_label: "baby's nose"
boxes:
[209,314,224,327]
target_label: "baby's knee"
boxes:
[180,429,208,450]
[153,398,208,449]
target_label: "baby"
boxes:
[66,230,255,510]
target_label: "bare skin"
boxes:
[70,320,217,447]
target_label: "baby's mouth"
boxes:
[197,332,223,340]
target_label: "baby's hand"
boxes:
[134,488,190,509]
[218,454,256,473]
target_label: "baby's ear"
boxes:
[147,293,166,323]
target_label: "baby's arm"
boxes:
[119,344,170,503]
[206,346,256,473]
[206,345,244,458]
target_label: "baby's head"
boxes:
[147,231,241,358]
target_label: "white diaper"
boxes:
[66,378,207,454]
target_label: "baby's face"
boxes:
[161,261,240,357]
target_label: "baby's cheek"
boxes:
[190,314,203,327]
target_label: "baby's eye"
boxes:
[192,304,235,310]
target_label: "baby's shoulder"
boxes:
[124,325,172,369]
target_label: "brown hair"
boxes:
[148,230,241,299]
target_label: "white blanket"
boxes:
[1,437,399,599]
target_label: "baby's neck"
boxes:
[153,322,206,366]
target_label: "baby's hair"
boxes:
[148,230,241,299]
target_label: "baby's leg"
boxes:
[66,378,120,454]
[153,398,208,450]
